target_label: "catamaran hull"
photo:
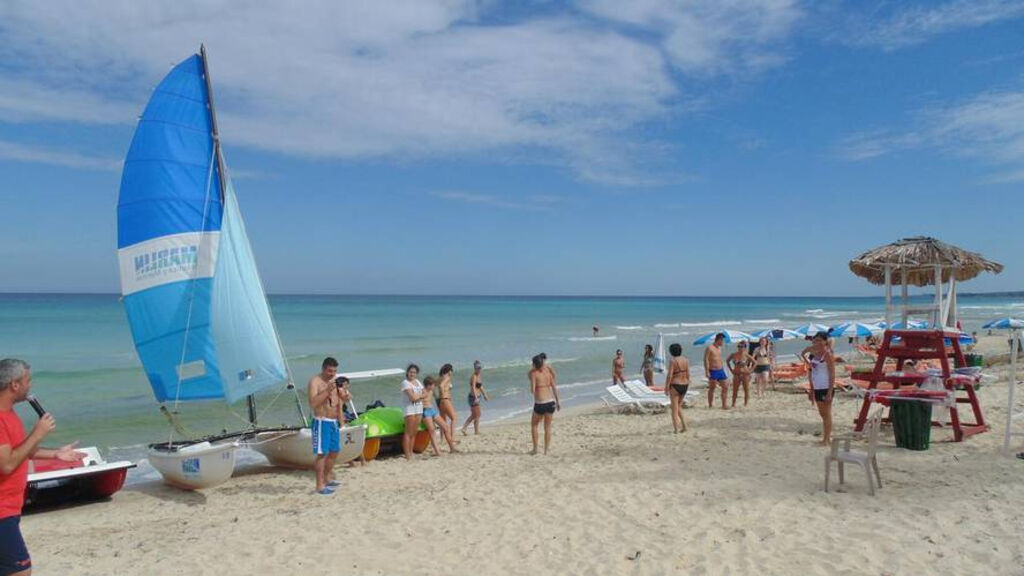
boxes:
[251,425,367,469]
[147,440,237,490]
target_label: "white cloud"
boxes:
[0,0,799,184]
[0,139,120,171]
[835,90,1024,182]
[430,190,563,210]
[576,0,801,74]
[844,0,1024,50]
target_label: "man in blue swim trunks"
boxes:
[308,357,342,495]
[704,333,730,409]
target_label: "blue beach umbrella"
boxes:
[830,322,882,339]
[982,317,1024,330]
[750,328,802,341]
[793,323,829,336]
[693,330,754,346]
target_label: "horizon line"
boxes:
[1,290,1020,299]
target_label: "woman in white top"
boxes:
[800,332,836,446]
[400,364,427,460]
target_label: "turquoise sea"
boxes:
[1,293,1021,480]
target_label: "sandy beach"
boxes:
[20,338,1023,576]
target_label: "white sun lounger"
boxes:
[623,379,697,406]
[604,384,670,410]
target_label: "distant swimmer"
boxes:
[529,354,560,455]
[308,357,341,494]
[703,333,729,409]
[593,325,600,337]
[612,349,625,386]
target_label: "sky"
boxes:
[0,0,1022,296]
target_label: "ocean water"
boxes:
[1,293,1021,473]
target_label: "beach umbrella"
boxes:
[693,330,753,346]
[830,322,882,339]
[982,318,1024,330]
[982,317,1024,454]
[653,333,667,374]
[889,320,928,330]
[793,323,829,336]
[750,328,802,341]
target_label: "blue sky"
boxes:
[0,0,1022,296]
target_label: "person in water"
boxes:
[400,364,427,460]
[309,357,342,494]
[727,341,753,407]
[800,332,836,446]
[664,344,691,434]
[752,337,772,399]
[420,377,456,456]
[592,325,600,337]
[437,364,458,437]
[0,358,86,575]
[641,344,655,387]
[461,361,489,435]
[612,349,626,387]
[703,333,729,409]
[529,354,560,455]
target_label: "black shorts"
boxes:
[533,402,556,415]
[754,365,770,374]
[670,384,689,397]
[0,516,31,575]
[813,388,831,403]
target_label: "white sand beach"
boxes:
[22,338,1024,576]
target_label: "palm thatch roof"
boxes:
[849,236,1003,286]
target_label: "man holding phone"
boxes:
[0,358,84,576]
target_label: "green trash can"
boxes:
[970,354,984,367]
[890,399,932,450]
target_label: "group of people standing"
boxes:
[621,332,835,444]
[399,361,491,459]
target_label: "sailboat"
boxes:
[116,46,358,489]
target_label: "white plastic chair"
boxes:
[824,407,884,495]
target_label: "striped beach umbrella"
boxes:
[793,323,829,336]
[982,317,1024,330]
[693,330,754,346]
[750,328,802,341]
[830,322,882,338]
[653,333,667,373]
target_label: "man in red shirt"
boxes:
[0,359,84,576]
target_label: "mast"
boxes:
[199,44,228,204]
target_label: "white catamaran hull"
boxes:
[251,425,367,469]
[147,440,238,490]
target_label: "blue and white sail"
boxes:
[117,50,287,405]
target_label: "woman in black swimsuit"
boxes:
[664,343,690,434]
[461,361,489,435]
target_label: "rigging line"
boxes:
[256,385,288,422]
[169,141,218,444]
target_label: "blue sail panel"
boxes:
[117,53,226,403]
[212,179,288,403]
[122,280,223,402]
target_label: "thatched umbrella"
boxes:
[849,236,1003,327]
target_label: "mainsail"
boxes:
[117,49,287,405]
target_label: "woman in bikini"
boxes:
[461,361,489,435]
[641,344,655,387]
[664,343,690,434]
[800,332,836,446]
[437,363,458,437]
[529,354,559,455]
[727,341,754,407]
[753,337,772,399]
[421,377,457,455]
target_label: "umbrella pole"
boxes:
[900,270,909,325]
[884,265,892,328]
[1006,328,1019,455]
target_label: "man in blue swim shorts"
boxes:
[703,333,730,409]
[308,357,342,495]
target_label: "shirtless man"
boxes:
[612,349,626,386]
[308,357,341,494]
[529,354,560,455]
[703,333,729,409]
